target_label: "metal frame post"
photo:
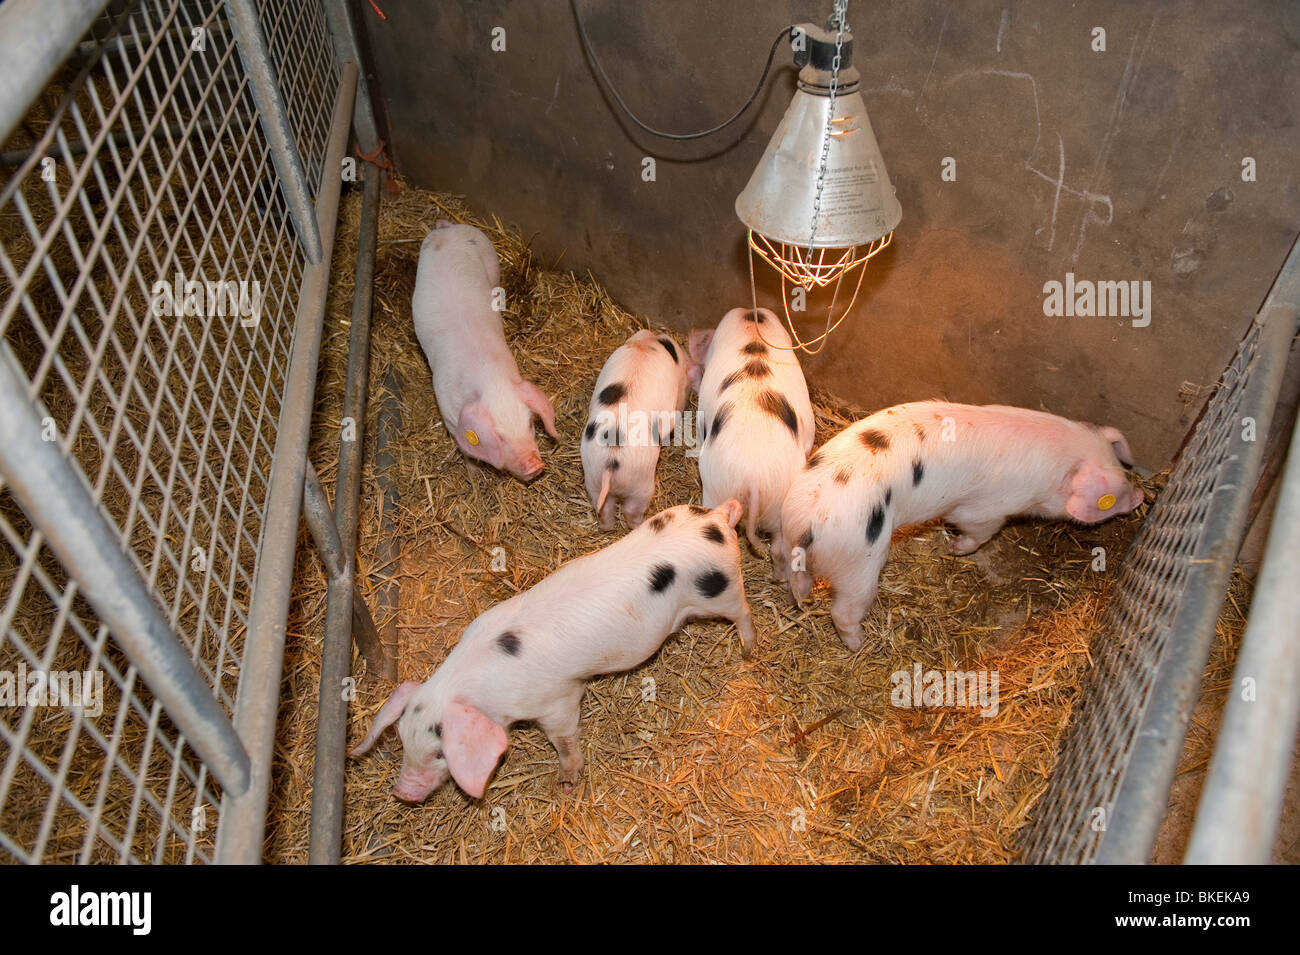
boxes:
[223,0,325,263]
[1094,305,1296,864]
[1185,374,1300,864]
[307,166,383,864]
[0,0,114,146]
[214,60,358,865]
[322,0,381,155]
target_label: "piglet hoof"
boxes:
[948,535,980,556]
[736,614,758,660]
[836,628,863,653]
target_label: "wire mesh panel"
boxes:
[1019,316,1278,863]
[0,0,340,863]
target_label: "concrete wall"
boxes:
[356,0,1300,467]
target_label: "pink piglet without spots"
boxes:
[412,222,556,483]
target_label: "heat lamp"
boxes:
[735,7,901,352]
[572,0,900,352]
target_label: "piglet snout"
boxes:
[393,784,429,804]
[392,771,439,804]
[516,453,545,482]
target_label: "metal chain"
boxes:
[807,0,849,258]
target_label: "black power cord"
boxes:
[570,0,792,141]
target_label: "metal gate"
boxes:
[1020,256,1300,864]
[0,0,378,864]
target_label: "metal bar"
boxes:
[334,170,390,679]
[223,0,324,263]
[373,366,404,675]
[1096,304,1299,864]
[322,0,381,155]
[0,0,113,147]
[309,168,381,864]
[214,60,359,865]
[1185,369,1300,864]
[0,343,251,797]
[302,459,346,578]
[0,120,214,169]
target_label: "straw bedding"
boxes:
[250,180,1251,864]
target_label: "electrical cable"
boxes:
[570,1,791,141]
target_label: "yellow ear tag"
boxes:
[465,429,480,446]
[1097,493,1116,511]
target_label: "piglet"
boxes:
[412,221,558,482]
[779,401,1145,650]
[690,307,814,576]
[349,500,757,802]
[581,330,696,529]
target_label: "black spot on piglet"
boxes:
[807,451,825,469]
[648,512,673,532]
[912,459,925,487]
[721,360,771,391]
[741,340,768,356]
[695,569,729,598]
[688,504,709,516]
[708,402,733,443]
[598,382,627,405]
[833,465,853,485]
[757,389,798,438]
[649,563,677,593]
[584,421,597,441]
[859,429,890,452]
[497,631,521,656]
[702,523,725,543]
[607,458,621,472]
[657,337,679,363]
[866,504,886,544]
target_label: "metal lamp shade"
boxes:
[736,86,901,248]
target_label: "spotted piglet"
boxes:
[581,330,696,529]
[690,308,814,576]
[412,221,558,482]
[779,401,1144,650]
[349,501,757,802]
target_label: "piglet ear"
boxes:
[435,219,454,229]
[442,701,509,799]
[714,498,743,528]
[350,680,420,757]
[686,359,704,395]
[516,380,559,440]
[1099,425,1134,467]
[456,401,505,469]
[688,329,714,366]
